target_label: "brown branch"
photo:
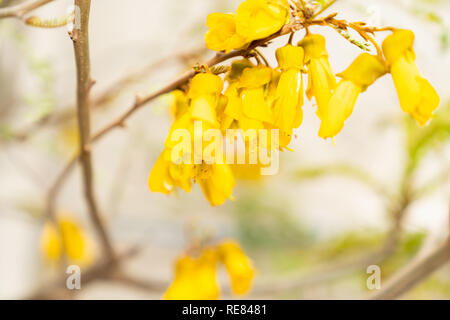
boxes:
[28,246,141,299]
[370,237,450,300]
[0,0,54,19]
[72,0,115,261]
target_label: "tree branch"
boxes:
[0,0,54,19]
[72,0,115,260]
[370,237,450,300]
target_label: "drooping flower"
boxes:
[40,217,93,266]
[298,34,337,118]
[238,66,274,126]
[165,249,220,300]
[196,162,236,207]
[319,53,387,139]
[382,29,440,125]
[170,90,189,120]
[205,13,249,53]
[236,0,290,41]
[148,149,193,194]
[165,240,254,299]
[273,45,305,135]
[219,240,255,295]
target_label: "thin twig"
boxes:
[0,0,54,19]
[72,0,115,261]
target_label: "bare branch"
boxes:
[0,0,54,19]
[370,237,450,300]
[72,0,115,260]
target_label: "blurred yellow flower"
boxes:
[219,240,255,295]
[165,240,254,300]
[319,53,387,139]
[236,0,290,41]
[170,90,189,120]
[299,34,337,119]
[40,217,93,266]
[382,29,440,125]
[197,163,236,207]
[165,249,220,300]
[205,13,249,53]
[148,149,193,194]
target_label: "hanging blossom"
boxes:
[148,0,440,206]
[164,240,255,300]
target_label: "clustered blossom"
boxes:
[148,0,440,207]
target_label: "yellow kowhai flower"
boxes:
[273,45,305,135]
[196,162,236,207]
[148,149,193,194]
[165,241,254,299]
[382,29,440,125]
[40,217,93,266]
[299,34,337,118]
[223,60,264,131]
[236,0,290,41]
[319,53,387,139]
[219,240,255,295]
[205,13,249,53]
[170,90,189,120]
[188,72,224,128]
[238,66,274,126]
[165,248,220,300]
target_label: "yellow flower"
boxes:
[40,217,93,266]
[382,29,439,125]
[197,163,235,207]
[148,149,193,194]
[273,45,305,134]
[236,0,290,41]
[205,13,249,53]
[298,34,337,118]
[165,249,220,300]
[188,73,223,128]
[319,53,387,139]
[238,66,274,125]
[170,90,189,120]
[219,241,255,295]
[165,240,254,299]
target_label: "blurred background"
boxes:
[0,0,449,299]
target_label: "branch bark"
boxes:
[0,0,54,19]
[370,237,450,300]
[72,0,115,260]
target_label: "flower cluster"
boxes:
[148,1,439,206]
[165,240,255,300]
